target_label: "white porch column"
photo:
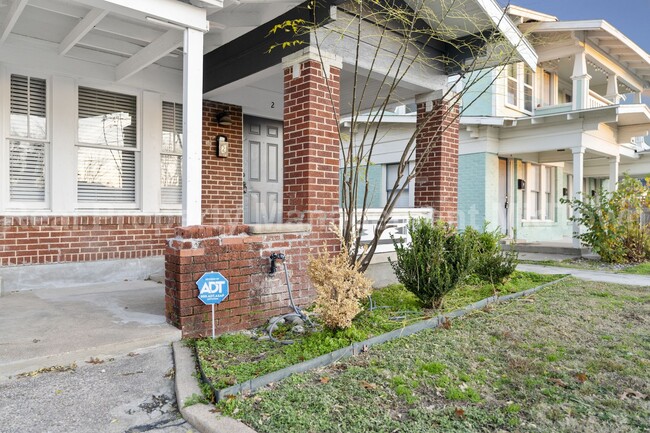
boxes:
[634,92,643,104]
[606,74,621,104]
[571,50,591,110]
[182,27,203,226]
[572,147,585,248]
[609,155,620,191]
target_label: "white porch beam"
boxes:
[59,8,108,55]
[572,147,585,248]
[182,28,204,226]
[0,0,29,45]
[115,30,182,82]
[585,44,647,92]
[73,0,208,32]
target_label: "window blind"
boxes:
[161,101,183,205]
[9,74,47,202]
[77,87,137,203]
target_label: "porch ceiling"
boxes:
[0,0,303,81]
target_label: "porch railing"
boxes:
[588,91,613,109]
[340,208,433,254]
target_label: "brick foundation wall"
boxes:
[0,215,181,266]
[414,98,460,223]
[202,101,244,225]
[165,224,315,337]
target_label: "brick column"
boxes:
[282,49,341,247]
[414,94,460,224]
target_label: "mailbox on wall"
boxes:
[517,179,526,190]
[216,135,228,158]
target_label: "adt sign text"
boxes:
[197,272,229,305]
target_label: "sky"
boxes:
[498,0,650,53]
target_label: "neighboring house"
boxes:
[342,5,650,248]
[0,0,534,335]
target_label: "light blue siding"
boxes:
[462,70,495,117]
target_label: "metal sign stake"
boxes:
[211,304,216,339]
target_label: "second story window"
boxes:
[506,63,533,113]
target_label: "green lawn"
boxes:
[219,278,650,433]
[194,272,562,391]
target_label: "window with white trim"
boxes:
[505,63,534,113]
[161,101,183,205]
[77,87,137,204]
[529,163,540,219]
[386,163,410,208]
[8,74,48,204]
[544,166,554,220]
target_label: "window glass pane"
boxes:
[161,154,182,204]
[9,140,45,202]
[524,86,533,112]
[524,67,533,86]
[507,63,517,78]
[77,147,136,202]
[10,75,47,140]
[78,87,136,148]
[507,79,517,106]
[162,101,183,154]
[529,164,540,191]
[386,163,409,208]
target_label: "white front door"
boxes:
[243,116,283,224]
[498,158,509,235]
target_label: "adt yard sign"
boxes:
[197,272,229,305]
[197,272,229,338]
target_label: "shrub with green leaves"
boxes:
[563,174,650,263]
[474,225,518,286]
[390,218,477,309]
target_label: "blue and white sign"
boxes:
[197,272,229,305]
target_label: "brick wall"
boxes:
[0,215,180,266]
[283,58,340,249]
[165,225,315,337]
[202,101,244,225]
[414,98,460,223]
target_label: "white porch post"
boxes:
[634,92,643,104]
[572,147,585,248]
[182,27,203,226]
[609,155,620,192]
[571,50,591,111]
[606,74,621,104]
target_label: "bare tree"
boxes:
[273,0,529,271]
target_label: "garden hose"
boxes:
[267,254,314,345]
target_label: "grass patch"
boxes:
[194,271,562,392]
[221,278,650,433]
[618,262,650,275]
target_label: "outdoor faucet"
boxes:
[269,252,285,275]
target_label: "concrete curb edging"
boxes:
[173,341,256,433]
[211,276,571,401]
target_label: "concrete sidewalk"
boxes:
[0,280,193,432]
[0,280,180,379]
[517,263,650,286]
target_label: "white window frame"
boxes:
[528,163,541,220]
[523,163,557,222]
[543,165,555,221]
[3,70,51,211]
[74,84,141,210]
[160,100,183,209]
[385,162,412,208]
[505,63,534,114]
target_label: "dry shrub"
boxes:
[307,246,373,330]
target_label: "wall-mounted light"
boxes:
[216,135,229,158]
[517,179,526,190]
[215,111,232,127]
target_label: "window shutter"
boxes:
[77,87,137,203]
[161,101,183,205]
[9,74,47,202]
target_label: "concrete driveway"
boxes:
[0,280,193,432]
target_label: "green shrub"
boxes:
[390,219,477,309]
[563,175,650,263]
[474,225,518,286]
